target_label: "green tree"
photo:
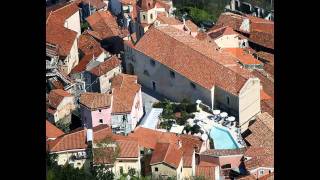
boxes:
[92,164,114,180]
[55,120,71,133]
[128,168,136,177]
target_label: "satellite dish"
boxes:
[201,133,208,141]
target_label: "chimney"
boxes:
[86,129,93,143]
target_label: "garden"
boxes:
[153,99,203,135]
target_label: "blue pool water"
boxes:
[209,126,239,149]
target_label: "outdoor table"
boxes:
[213,110,221,115]
[220,112,228,118]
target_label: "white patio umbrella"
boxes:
[220,112,228,118]
[212,110,221,115]
[226,116,236,122]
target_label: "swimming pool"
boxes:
[209,126,239,149]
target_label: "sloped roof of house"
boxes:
[256,51,274,65]
[86,11,121,39]
[70,54,95,74]
[261,99,274,117]
[245,112,274,148]
[246,15,274,34]
[111,74,141,114]
[46,120,64,140]
[179,134,203,167]
[223,48,262,65]
[208,26,247,40]
[134,25,253,95]
[201,148,247,157]
[79,92,112,109]
[46,2,79,57]
[150,142,183,169]
[47,128,87,152]
[78,31,105,56]
[185,20,198,32]
[261,90,271,101]
[249,30,274,49]
[89,56,121,77]
[155,0,171,12]
[47,89,72,109]
[196,161,217,180]
[81,0,107,9]
[128,127,179,149]
[244,146,274,170]
[157,13,182,25]
[215,12,246,33]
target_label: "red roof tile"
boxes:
[215,12,246,33]
[150,143,183,169]
[260,90,271,100]
[249,30,274,49]
[90,56,121,77]
[223,48,262,65]
[185,20,198,32]
[208,26,247,40]
[86,11,121,39]
[82,0,107,9]
[244,146,273,170]
[79,92,112,109]
[157,13,182,26]
[46,2,79,57]
[155,0,171,12]
[46,120,64,139]
[70,54,94,74]
[78,31,104,56]
[134,26,253,94]
[111,74,141,114]
[201,148,247,157]
[196,161,217,180]
[48,89,72,109]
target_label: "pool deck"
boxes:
[188,110,246,149]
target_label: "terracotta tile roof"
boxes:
[150,143,183,169]
[86,11,121,40]
[155,0,171,12]
[46,2,79,57]
[48,89,72,109]
[223,48,262,65]
[87,30,103,41]
[128,127,179,149]
[48,128,87,152]
[245,112,274,148]
[244,146,273,170]
[117,140,139,158]
[111,74,141,114]
[48,124,112,152]
[208,26,247,40]
[134,26,253,94]
[137,0,155,11]
[70,54,94,74]
[89,56,121,77]
[46,120,64,140]
[246,15,274,34]
[252,70,273,98]
[201,148,247,157]
[260,90,271,101]
[261,99,274,117]
[196,161,217,180]
[157,13,182,25]
[256,51,274,65]
[215,12,246,33]
[79,92,112,109]
[185,20,198,32]
[78,31,104,56]
[179,134,203,167]
[249,30,274,49]
[82,0,107,9]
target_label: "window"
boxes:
[77,162,81,165]
[143,15,146,20]
[99,119,103,124]
[190,82,196,89]
[143,70,150,76]
[98,109,101,112]
[155,167,158,172]
[140,150,144,155]
[150,59,155,66]
[221,164,231,169]
[227,96,230,105]
[150,13,153,20]
[259,170,264,175]
[169,70,175,78]
[181,167,182,172]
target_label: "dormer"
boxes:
[137,0,157,24]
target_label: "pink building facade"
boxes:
[81,104,112,128]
